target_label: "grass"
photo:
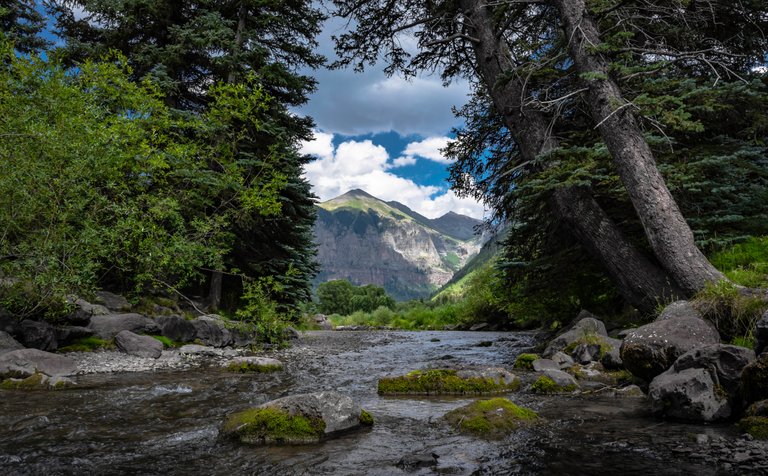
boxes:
[222,407,326,445]
[58,336,114,352]
[225,362,283,373]
[378,369,520,395]
[328,302,467,330]
[444,398,538,438]
[693,280,768,343]
[359,410,374,426]
[739,416,768,439]
[513,353,539,370]
[709,236,768,288]
[531,376,577,394]
[150,335,180,348]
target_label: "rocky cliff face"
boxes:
[313,189,484,300]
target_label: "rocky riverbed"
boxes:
[2,329,767,475]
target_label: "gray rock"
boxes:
[0,348,76,378]
[95,291,132,312]
[617,328,636,339]
[550,351,575,369]
[616,385,645,398]
[231,328,255,347]
[469,322,489,331]
[672,344,755,395]
[0,307,20,335]
[0,330,24,355]
[66,297,110,325]
[178,344,238,358]
[88,313,160,339]
[648,367,731,422]
[20,320,57,351]
[532,358,560,372]
[224,391,368,444]
[284,327,300,340]
[542,369,578,389]
[572,343,602,364]
[397,453,439,469]
[543,316,608,357]
[55,326,94,347]
[620,314,720,381]
[755,310,768,356]
[155,315,196,343]
[601,344,624,370]
[114,330,163,359]
[191,315,232,348]
[657,300,703,321]
[223,356,283,371]
[313,314,333,330]
[456,367,519,386]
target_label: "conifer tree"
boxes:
[1,0,48,53]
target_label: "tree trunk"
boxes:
[460,0,682,312]
[208,270,223,312]
[554,0,725,295]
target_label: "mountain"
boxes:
[313,189,485,300]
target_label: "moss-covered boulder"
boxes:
[222,391,371,445]
[444,398,538,438]
[513,353,539,370]
[224,357,283,373]
[543,314,607,357]
[378,368,520,395]
[739,400,768,439]
[0,371,73,390]
[531,370,579,394]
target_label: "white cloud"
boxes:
[402,136,454,164]
[301,132,485,220]
[390,156,417,168]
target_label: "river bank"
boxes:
[2,330,766,475]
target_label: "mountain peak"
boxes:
[342,188,377,199]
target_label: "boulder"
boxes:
[55,326,94,347]
[543,316,607,357]
[572,343,602,365]
[191,315,232,348]
[648,367,731,421]
[740,353,768,406]
[224,356,283,373]
[532,359,560,372]
[378,368,520,395]
[178,344,238,358]
[20,320,57,351]
[114,330,163,359]
[0,348,76,378]
[155,315,196,343]
[0,307,20,335]
[672,344,755,395]
[620,311,720,382]
[657,300,703,321]
[313,314,333,331]
[0,331,24,355]
[231,328,256,347]
[755,310,768,356]
[600,345,624,370]
[66,297,110,325]
[88,313,160,340]
[94,291,132,312]
[550,351,574,369]
[284,327,300,340]
[222,391,372,444]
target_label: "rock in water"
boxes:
[114,330,163,359]
[672,344,755,395]
[0,348,76,378]
[224,357,283,373]
[88,313,160,339]
[620,302,719,381]
[648,367,731,422]
[222,391,372,445]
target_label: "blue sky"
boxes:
[297,16,485,219]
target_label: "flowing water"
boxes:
[0,331,743,475]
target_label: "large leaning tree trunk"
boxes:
[459,0,681,312]
[553,0,725,295]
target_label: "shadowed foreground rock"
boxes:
[114,330,163,359]
[88,313,160,339]
[222,391,372,445]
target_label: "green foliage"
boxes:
[328,301,465,330]
[58,336,114,353]
[444,398,538,438]
[709,236,768,288]
[150,335,178,348]
[513,353,540,370]
[222,407,326,445]
[739,416,768,440]
[316,280,395,316]
[235,278,290,345]
[377,369,520,395]
[0,1,48,53]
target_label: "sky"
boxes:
[296,16,486,219]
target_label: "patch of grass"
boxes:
[58,336,114,352]
[378,369,519,395]
[513,353,539,370]
[150,335,179,348]
[359,410,374,426]
[693,280,768,343]
[739,416,768,439]
[0,372,69,390]
[225,362,283,373]
[222,407,326,445]
[445,398,538,438]
[329,302,466,330]
[709,236,768,288]
[531,376,577,394]
[731,335,755,350]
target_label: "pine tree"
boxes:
[1,0,48,53]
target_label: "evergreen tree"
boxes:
[50,0,325,315]
[1,0,49,53]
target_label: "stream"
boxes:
[0,330,748,475]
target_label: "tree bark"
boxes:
[208,270,223,312]
[460,0,682,312]
[553,0,725,295]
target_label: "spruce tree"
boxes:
[1,0,49,53]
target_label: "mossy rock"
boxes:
[562,334,614,360]
[739,416,768,439]
[222,407,326,444]
[531,375,577,394]
[513,353,539,370]
[378,368,520,395]
[58,336,114,353]
[224,357,284,373]
[359,409,374,426]
[0,372,72,390]
[444,398,539,438]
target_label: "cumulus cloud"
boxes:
[390,156,417,168]
[402,136,454,164]
[300,133,485,219]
